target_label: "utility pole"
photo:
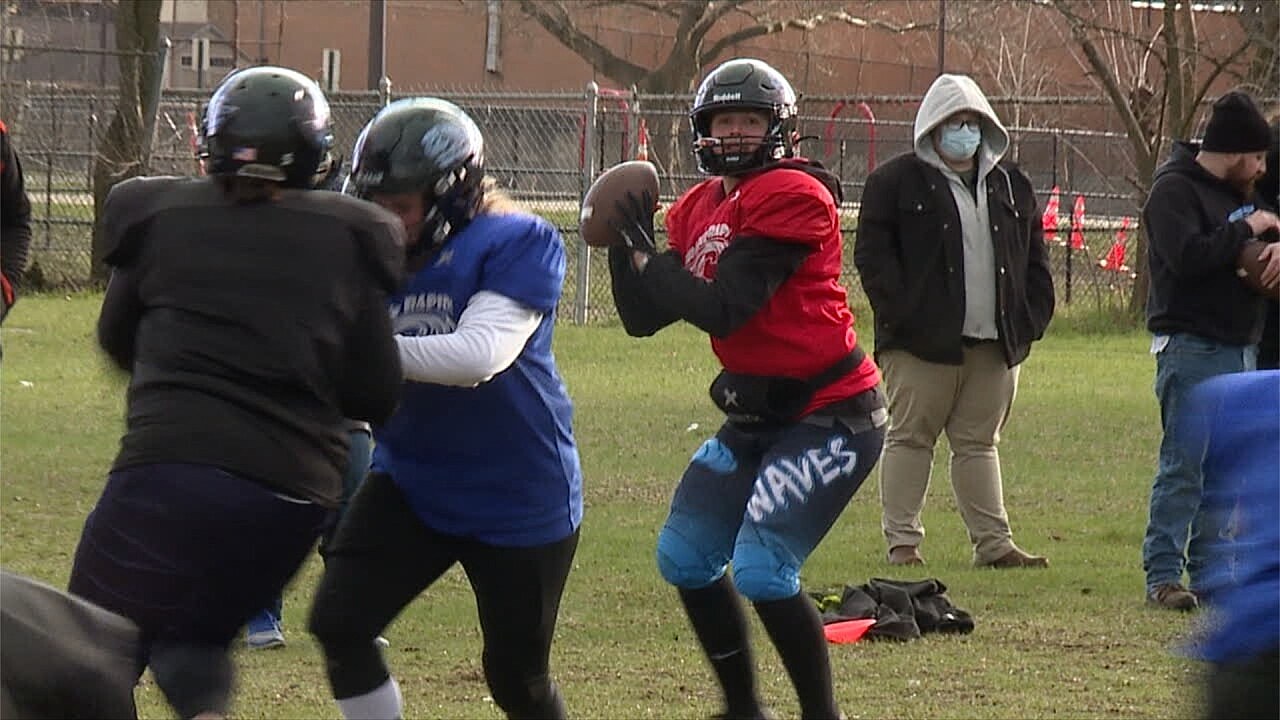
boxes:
[368,0,387,91]
[936,0,947,77]
[258,0,267,63]
[232,0,240,66]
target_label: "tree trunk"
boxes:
[90,1,163,283]
[637,66,699,190]
[1127,149,1159,317]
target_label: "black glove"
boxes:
[611,190,658,255]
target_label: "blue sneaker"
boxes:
[246,610,285,650]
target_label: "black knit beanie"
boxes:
[1202,91,1271,153]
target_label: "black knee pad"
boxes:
[309,606,389,699]
[482,659,565,720]
[149,642,233,719]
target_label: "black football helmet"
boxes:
[690,58,798,176]
[344,98,486,250]
[200,65,334,188]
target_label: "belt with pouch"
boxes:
[711,345,867,427]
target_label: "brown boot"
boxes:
[1147,583,1198,611]
[979,547,1049,569]
[887,545,925,566]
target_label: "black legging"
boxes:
[1204,649,1279,720]
[308,473,578,720]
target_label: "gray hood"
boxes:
[913,74,1008,176]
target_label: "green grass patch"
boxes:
[0,294,1201,719]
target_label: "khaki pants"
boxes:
[878,344,1020,564]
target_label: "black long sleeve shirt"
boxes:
[97,176,406,506]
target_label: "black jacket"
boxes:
[854,152,1054,366]
[1143,141,1265,346]
[0,122,32,322]
[97,176,405,507]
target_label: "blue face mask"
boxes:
[937,123,982,160]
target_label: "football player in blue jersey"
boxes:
[1178,370,1278,720]
[308,98,584,720]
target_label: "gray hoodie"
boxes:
[913,74,1010,341]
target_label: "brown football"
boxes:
[1236,239,1280,301]
[579,160,659,247]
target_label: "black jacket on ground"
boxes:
[812,577,975,642]
[97,177,405,507]
[854,152,1054,367]
[1144,141,1266,346]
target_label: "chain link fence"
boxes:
[5,70,1148,322]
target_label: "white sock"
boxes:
[336,676,402,720]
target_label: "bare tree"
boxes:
[1236,1,1279,98]
[946,1,1062,143]
[1039,0,1256,316]
[90,0,164,282]
[516,1,932,171]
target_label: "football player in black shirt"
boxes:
[66,66,405,720]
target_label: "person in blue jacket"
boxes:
[1178,369,1279,720]
[307,98,584,720]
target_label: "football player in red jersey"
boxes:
[607,58,885,720]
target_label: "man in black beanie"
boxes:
[1141,89,1280,612]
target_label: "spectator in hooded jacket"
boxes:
[854,73,1055,570]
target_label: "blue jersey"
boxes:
[372,211,583,546]
[1182,370,1279,664]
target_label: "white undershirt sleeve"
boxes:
[395,290,543,387]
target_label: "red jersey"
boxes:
[664,166,880,413]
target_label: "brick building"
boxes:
[2,0,1249,97]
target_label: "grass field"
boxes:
[0,293,1206,719]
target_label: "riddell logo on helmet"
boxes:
[712,93,741,102]
[354,170,384,185]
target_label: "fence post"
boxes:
[379,75,393,107]
[1050,130,1063,303]
[46,86,56,250]
[87,97,96,193]
[629,83,640,161]
[142,39,170,173]
[575,81,599,325]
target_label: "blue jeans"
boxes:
[1143,333,1256,593]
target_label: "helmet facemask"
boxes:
[691,106,796,176]
[415,159,485,252]
[688,58,799,176]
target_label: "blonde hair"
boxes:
[478,176,522,214]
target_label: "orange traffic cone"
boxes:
[1099,217,1131,272]
[1042,185,1060,244]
